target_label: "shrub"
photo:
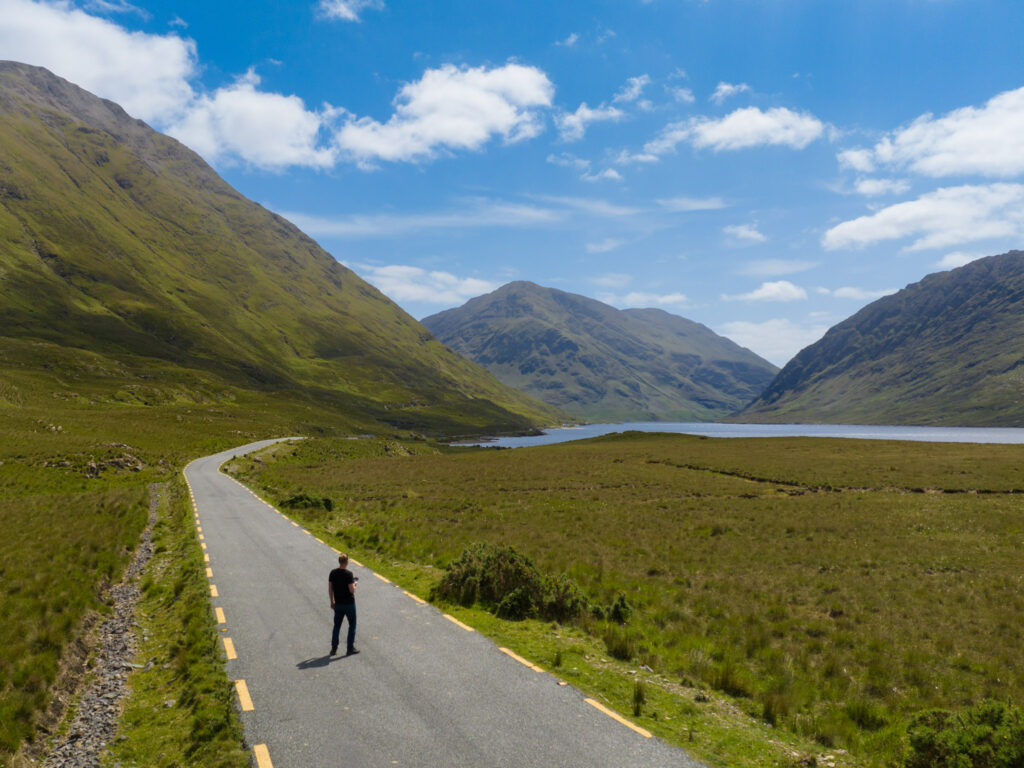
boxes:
[904,700,1024,768]
[433,542,589,623]
[278,493,332,511]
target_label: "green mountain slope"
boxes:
[0,61,561,436]
[422,281,778,422]
[740,250,1024,426]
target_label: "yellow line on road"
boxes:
[201,542,207,550]
[223,637,237,660]
[350,558,362,566]
[315,537,325,544]
[290,521,299,527]
[198,534,204,541]
[584,698,652,738]
[206,567,213,578]
[443,614,475,632]
[403,590,427,605]
[234,679,254,711]
[215,607,226,624]
[196,526,202,532]
[374,573,392,584]
[253,744,273,768]
[500,647,544,673]
[210,585,219,598]
[203,553,210,563]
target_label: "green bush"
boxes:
[278,493,332,511]
[433,542,588,622]
[904,700,1024,768]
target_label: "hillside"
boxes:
[0,61,561,436]
[740,250,1024,426]
[422,282,778,422]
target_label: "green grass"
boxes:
[101,478,249,768]
[225,432,1024,767]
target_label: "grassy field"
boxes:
[225,432,1024,767]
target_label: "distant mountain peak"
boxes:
[423,283,778,422]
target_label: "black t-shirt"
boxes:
[329,567,355,605]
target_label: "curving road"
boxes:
[185,439,707,768]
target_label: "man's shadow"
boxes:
[296,655,334,669]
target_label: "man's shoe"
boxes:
[330,647,338,656]
[346,648,360,656]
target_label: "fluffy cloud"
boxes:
[586,238,626,253]
[817,286,897,300]
[168,71,337,169]
[318,0,384,22]
[0,0,197,123]
[823,183,1024,251]
[657,196,727,211]
[613,74,651,104]
[839,86,1024,178]
[337,63,554,165]
[596,291,689,310]
[710,81,750,105]
[646,107,825,155]
[357,265,498,305]
[718,318,830,367]
[854,177,911,196]
[556,32,579,47]
[555,102,624,141]
[724,223,767,243]
[723,281,807,302]
[582,168,623,183]
[739,259,817,277]
[667,86,695,104]
[936,251,985,269]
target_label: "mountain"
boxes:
[0,61,562,436]
[740,251,1024,426]
[421,282,778,422]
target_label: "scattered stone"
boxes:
[44,486,160,767]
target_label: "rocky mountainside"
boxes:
[422,282,778,422]
[0,61,561,436]
[740,250,1024,426]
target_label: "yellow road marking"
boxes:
[500,647,544,673]
[210,585,219,598]
[584,698,652,738]
[443,614,475,632]
[403,590,427,605]
[201,542,207,550]
[315,537,325,544]
[350,558,362,567]
[235,679,254,711]
[198,534,204,541]
[374,573,391,584]
[206,567,214,578]
[203,553,210,563]
[215,607,226,624]
[290,521,299,527]
[253,744,273,768]
[223,637,237,660]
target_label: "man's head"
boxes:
[338,554,349,567]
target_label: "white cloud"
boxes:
[0,0,197,123]
[318,0,384,22]
[723,280,807,302]
[710,81,750,105]
[281,198,565,238]
[823,183,1024,251]
[614,149,660,165]
[822,286,897,300]
[718,318,830,367]
[582,168,623,183]
[591,273,632,288]
[556,32,579,47]
[739,259,817,277]
[613,74,651,104]
[547,152,590,171]
[336,62,554,165]
[646,107,825,155]
[555,101,623,141]
[658,196,727,212]
[666,86,695,104]
[533,195,642,217]
[596,290,689,310]
[358,265,497,305]
[837,148,876,173]
[854,177,911,196]
[168,70,337,169]
[586,238,626,253]
[936,251,986,269]
[724,223,767,243]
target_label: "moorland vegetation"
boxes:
[226,432,1024,767]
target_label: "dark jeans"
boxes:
[332,602,356,653]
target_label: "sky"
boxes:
[2,0,1024,366]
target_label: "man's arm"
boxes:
[329,580,335,608]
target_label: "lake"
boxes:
[458,422,1024,448]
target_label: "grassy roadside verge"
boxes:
[100,476,248,768]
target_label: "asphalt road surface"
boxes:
[185,439,707,768]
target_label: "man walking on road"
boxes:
[329,554,359,656]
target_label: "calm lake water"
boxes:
[458,422,1024,449]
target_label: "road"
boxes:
[185,439,707,768]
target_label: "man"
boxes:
[328,553,359,656]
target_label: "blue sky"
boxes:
[2,0,1024,365]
